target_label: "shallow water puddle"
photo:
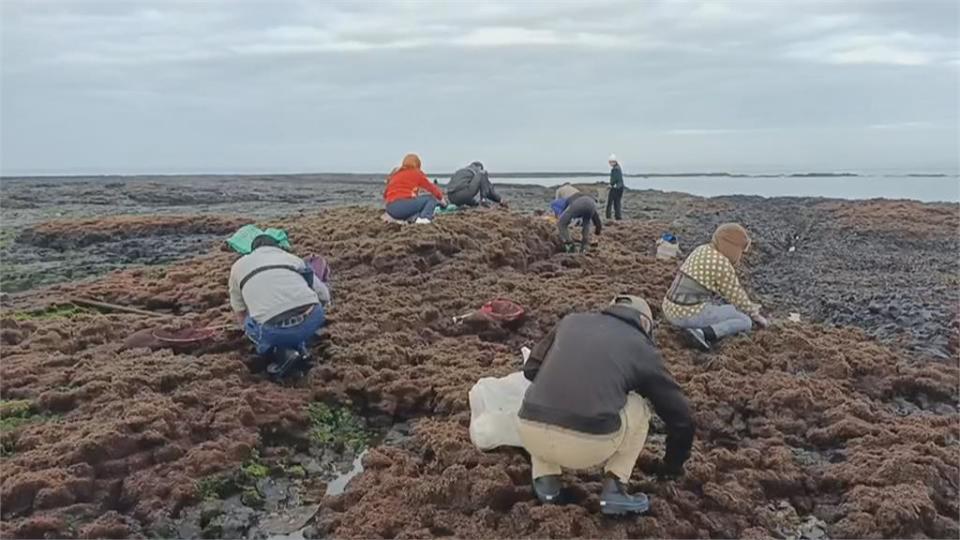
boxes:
[160,410,394,540]
[265,450,367,540]
[263,505,319,540]
[325,449,367,496]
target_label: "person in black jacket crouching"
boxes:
[518,294,695,515]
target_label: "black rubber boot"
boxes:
[532,475,562,505]
[267,348,302,380]
[600,476,650,515]
[683,328,711,351]
[298,350,315,377]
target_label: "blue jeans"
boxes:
[244,305,326,356]
[386,195,437,221]
[667,304,752,339]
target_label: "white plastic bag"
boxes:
[468,371,530,450]
[656,238,680,260]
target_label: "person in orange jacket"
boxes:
[383,154,447,224]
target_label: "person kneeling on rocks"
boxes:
[384,153,447,224]
[552,186,602,253]
[228,234,330,378]
[446,161,507,208]
[518,295,694,515]
[662,223,769,351]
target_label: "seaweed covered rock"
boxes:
[0,206,957,539]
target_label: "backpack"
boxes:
[305,255,331,284]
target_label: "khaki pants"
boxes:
[518,393,652,483]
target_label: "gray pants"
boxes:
[558,197,597,251]
[448,175,501,206]
[667,304,752,339]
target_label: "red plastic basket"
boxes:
[478,299,525,322]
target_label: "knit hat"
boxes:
[711,223,751,264]
[610,294,652,325]
[608,154,618,163]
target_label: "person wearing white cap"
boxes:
[606,154,624,221]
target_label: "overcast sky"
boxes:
[1,0,958,175]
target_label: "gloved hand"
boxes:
[752,313,770,328]
[650,459,684,481]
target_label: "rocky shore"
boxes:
[0,177,957,538]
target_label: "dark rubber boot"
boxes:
[532,475,562,505]
[267,348,302,380]
[600,477,650,515]
[683,328,711,351]
[299,350,315,376]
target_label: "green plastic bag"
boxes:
[434,203,459,215]
[226,224,291,255]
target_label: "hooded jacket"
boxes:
[446,164,484,196]
[520,305,695,470]
[384,155,443,204]
[712,223,751,264]
[662,243,761,320]
[662,222,760,321]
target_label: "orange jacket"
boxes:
[384,168,443,204]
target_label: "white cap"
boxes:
[608,154,618,162]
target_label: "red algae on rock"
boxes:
[1,206,957,539]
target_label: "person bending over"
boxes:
[384,153,446,224]
[228,235,330,377]
[519,295,695,515]
[554,187,602,253]
[446,161,506,208]
[662,223,769,350]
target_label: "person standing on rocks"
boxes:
[552,186,603,253]
[445,161,507,208]
[383,153,447,224]
[518,295,695,515]
[606,154,624,221]
[228,234,330,376]
[662,223,769,350]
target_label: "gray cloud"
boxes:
[1,0,957,175]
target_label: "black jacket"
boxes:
[447,165,482,195]
[520,305,694,469]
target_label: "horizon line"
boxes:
[2,169,957,180]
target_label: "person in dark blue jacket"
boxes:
[606,154,624,221]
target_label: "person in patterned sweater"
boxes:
[662,223,769,350]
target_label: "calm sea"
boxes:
[495,174,959,203]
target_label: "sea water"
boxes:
[495,173,959,203]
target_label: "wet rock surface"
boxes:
[641,194,960,359]
[3,176,956,357]
[0,180,957,539]
[3,215,248,294]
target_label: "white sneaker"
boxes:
[414,218,432,224]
